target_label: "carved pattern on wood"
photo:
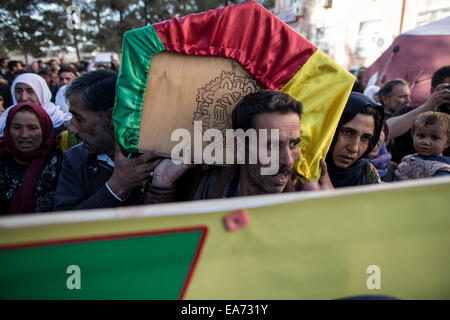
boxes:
[193,71,262,135]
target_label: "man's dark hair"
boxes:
[12,69,27,78]
[378,78,409,106]
[65,69,118,117]
[352,80,365,93]
[431,66,450,88]
[78,61,89,72]
[58,64,78,76]
[232,90,302,131]
[7,60,21,71]
[38,68,51,77]
[0,57,8,66]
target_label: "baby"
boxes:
[367,122,392,179]
[395,111,450,180]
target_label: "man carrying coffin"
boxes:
[54,70,169,210]
[143,90,329,204]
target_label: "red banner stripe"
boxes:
[153,1,317,90]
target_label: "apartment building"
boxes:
[275,0,450,68]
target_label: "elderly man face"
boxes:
[68,93,115,156]
[382,84,411,113]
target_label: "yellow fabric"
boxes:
[1,179,450,299]
[281,49,355,181]
[53,130,83,153]
[54,130,69,153]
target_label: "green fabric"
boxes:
[113,25,166,152]
[0,230,204,299]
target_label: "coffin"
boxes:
[113,1,355,181]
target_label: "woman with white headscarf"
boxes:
[363,85,381,104]
[55,84,70,114]
[0,73,72,136]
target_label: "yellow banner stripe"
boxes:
[281,49,355,181]
[1,178,449,299]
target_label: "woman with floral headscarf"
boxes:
[0,103,63,214]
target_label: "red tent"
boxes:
[362,17,450,107]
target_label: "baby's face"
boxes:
[412,124,448,157]
[367,129,385,159]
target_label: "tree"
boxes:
[80,0,142,53]
[0,0,91,62]
[0,0,276,62]
[0,0,49,63]
[40,0,88,62]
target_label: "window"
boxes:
[286,0,302,15]
[314,27,331,55]
[355,19,382,58]
[319,0,333,9]
[416,7,450,27]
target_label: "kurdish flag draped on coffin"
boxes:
[113,1,355,181]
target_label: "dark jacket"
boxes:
[187,166,293,200]
[54,144,143,211]
[189,166,240,200]
[389,106,415,163]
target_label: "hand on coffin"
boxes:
[318,158,334,190]
[107,143,161,199]
[142,158,194,205]
[152,158,194,188]
[294,159,333,191]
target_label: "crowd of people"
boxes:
[0,52,449,215]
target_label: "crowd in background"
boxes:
[0,50,449,215]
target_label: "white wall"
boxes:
[276,0,450,68]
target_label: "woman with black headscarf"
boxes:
[325,92,385,188]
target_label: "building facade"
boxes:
[275,0,450,69]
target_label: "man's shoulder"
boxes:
[62,143,94,167]
[188,165,238,200]
[64,143,88,157]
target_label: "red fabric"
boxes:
[153,1,317,90]
[0,103,54,214]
